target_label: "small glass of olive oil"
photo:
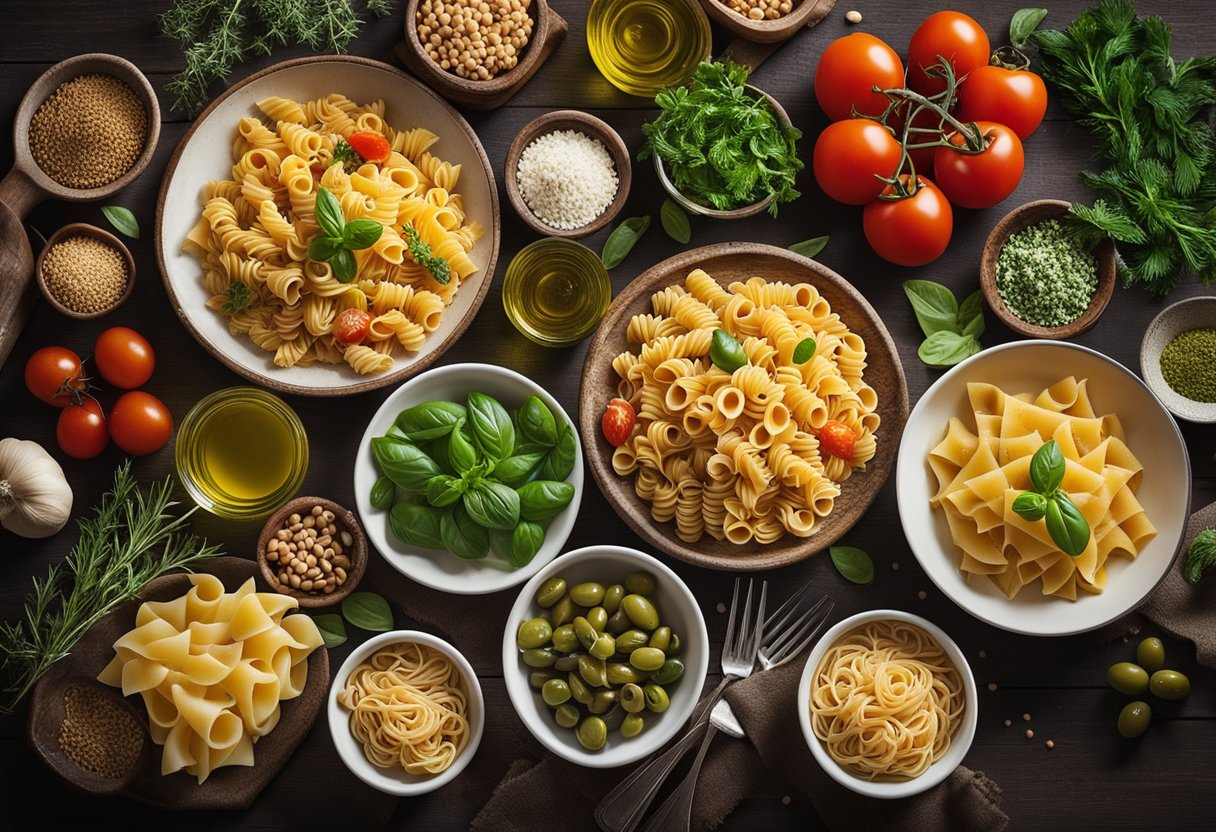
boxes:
[503,238,612,347]
[587,0,713,98]
[174,387,308,520]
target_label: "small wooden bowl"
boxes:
[256,496,368,609]
[700,0,834,44]
[980,199,1116,340]
[35,222,135,319]
[504,110,632,239]
[396,0,567,110]
[1140,296,1216,424]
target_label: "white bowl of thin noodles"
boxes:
[328,630,484,796]
[796,610,977,799]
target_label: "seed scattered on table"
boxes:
[41,234,128,314]
[29,74,147,189]
[1023,713,1032,722]
[1045,740,1055,750]
[917,590,927,600]
[1025,729,1035,740]
[1004,719,1012,727]
[716,601,727,614]
[845,10,863,23]
[987,682,998,692]
[781,795,792,806]
[979,649,988,659]
[891,561,900,571]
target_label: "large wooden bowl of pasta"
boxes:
[156,56,499,396]
[578,243,909,571]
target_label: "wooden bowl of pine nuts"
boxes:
[256,497,368,609]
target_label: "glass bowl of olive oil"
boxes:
[174,387,308,520]
[503,238,612,347]
[587,0,712,98]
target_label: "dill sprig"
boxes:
[0,463,223,713]
[161,0,395,115]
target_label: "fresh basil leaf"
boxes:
[492,452,546,487]
[1010,8,1048,50]
[540,424,577,481]
[1012,491,1048,522]
[311,613,347,648]
[602,215,650,269]
[789,235,829,259]
[467,392,515,463]
[829,545,875,585]
[903,280,960,337]
[343,218,385,250]
[660,198,691,244]
[517,480,575,524]
[917,331,981,367]
[957,290,986,339]
[425,474,464,507]
[387,423,409,442]
[331,247,357,283]
[463,481,521,530]
[395,401,467,442]
[314,187,346,239]
[441,503,489,559]
[101,205,140,239]
[308,235,342,262]
[792,337,817,364]
[1029,439,1065,496]
[372,436,443,494]
[710,329,747,373]
[517,395,558,447]
[1046,493,1090,557]
[510,521,546,568]
[488,527,515,561]
[370,476,395,510]
[448,423,480,475]
[389,501,446,549]
[342,592,394,632]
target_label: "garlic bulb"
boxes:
[0,438,73,538]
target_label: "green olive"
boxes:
[643,683,670,713]
[606,609,631,635]
[620,683,646,713]
[589,689,617,715]
[607,662,648,686]
[522,648,557,668]
[648,626,672,652]
[542,678,572,707]
[1117,700,1152,738]
[568,672,592,705]
[621,713,645,738]
[625,571,657,596]
[668,632,682,656]
[1108,662,1149,695]
[549,595,576,628]
[1149,669,1190,700]
[590,633,617,660]
[587,606,608,632]
[516,617,553,650]
[551,624,578,654]
[615,629,651,654]
[629,647,666,672]
[553,654,580,673]
[570,582,606,607]
[535,577,568,609]
[554,702,580,728]
[577,716,608,751]
[578,654,609,687]
[1136,637,1166,674]
[649,658,685,685]
[603,705,626,732]
[574,616,598,651]
[529,670,558,689]
[622,594,660,631]
[604,584,625,614]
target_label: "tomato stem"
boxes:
[990,45,1031,72]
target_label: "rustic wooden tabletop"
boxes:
[1,1,1214,829]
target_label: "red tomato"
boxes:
[57,398,108,460]
[956,65,1048,139]
[814,33,904,122]
[109,391,173,456]
[601,398,636,447]
[333,308,373,346]
[907,11,991,95]
[94,327,155,389]
[818,419,857,460]
[812,119,902,205]
[25,346,86,407]
[347,131,391,164]
[862,176,954,267]
[933,121,1025,209]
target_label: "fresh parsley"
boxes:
[331,138,362,172]
[403,223,451,285]
[308,187,383,283]
[1183,528,1216,584]
[222,281,253,313]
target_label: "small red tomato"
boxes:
[333,308,373,346]
[862,176,954,267]
[94,327,155,389]
[57,398,108,460]
[25,346,86,407]
[601,398,636,447]
[109,391,173,456]
[956,65,1048,139]
[818,419,857,460]
[347,131,391,164]
[933,121,1025,209]
[814,33,905,122]
[907,11,991,95]
[812,119,903,205]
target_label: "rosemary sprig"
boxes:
[0,463,222,713]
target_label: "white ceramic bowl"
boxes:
[797,609,977,800]
[502,546,709,768]
[354,363,583,595]
[1140,296,1216,423]
[896,341,1191,636]
[156,56,499,397]
[327,629,484,796]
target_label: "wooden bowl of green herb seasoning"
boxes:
[1140,296,1216,423]
[979,199,1116,340]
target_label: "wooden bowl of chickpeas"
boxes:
[700,0,833,44]
[398,0,568,110]
[257,497,368,609]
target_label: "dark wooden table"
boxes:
[2,1,1215,829]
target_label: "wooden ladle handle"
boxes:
[0,196,36,369]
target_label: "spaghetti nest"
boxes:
[810,620,964,781]
[337,641,470,775]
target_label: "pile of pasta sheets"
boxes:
[98,574,323,783]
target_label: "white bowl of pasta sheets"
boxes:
[155,56,499,396]
[896,341,1191,636]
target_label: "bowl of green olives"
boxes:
[502,545,709,768]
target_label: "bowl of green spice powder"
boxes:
[980,199,1116,339]
[1141,296,1216,423]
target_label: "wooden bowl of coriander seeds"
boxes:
[979,199,1116,340]
[36,223,135,319]
[257,497,368,608]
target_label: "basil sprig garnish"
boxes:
[307,186,384,283]
[1011,439,1092,557]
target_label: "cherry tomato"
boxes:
[933,121,1025,209]
[812,119,903,205]
[956,65,1048,139]
[333,308,373,346]
[347,131,391,164]
[25,346,86,407]
[814,33,904,122]
[601,398,636,447]
[57,398,108,460]
[818,419,857,460]
[94,327,155,389]
[907,11,991,96]
[108,391,173,456]
[862,176,954,267]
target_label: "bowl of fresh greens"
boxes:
[354,363,583,595]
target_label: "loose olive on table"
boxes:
[1136,637,1165,673]
[1118,701,1152,738]
[1107,662,1149,695]
[1149,669,1190,700]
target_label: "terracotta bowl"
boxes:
[35,222,135,319]
[700,0,835,44]
[504,110,632,239]
[256,496,368,608]
[979,199,1116,340]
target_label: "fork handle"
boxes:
[640,722,720,832]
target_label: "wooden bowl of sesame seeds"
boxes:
[257,497,368,609]
[35,223,135,320]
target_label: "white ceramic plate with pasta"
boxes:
[155,56,499,396]
[896,341,1191,636]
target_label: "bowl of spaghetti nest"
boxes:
[327,630,484,795]
[797,609,977,799]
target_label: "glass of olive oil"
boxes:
[587,0,713,98]
[503,238,612,347]
[174,387,308,520]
